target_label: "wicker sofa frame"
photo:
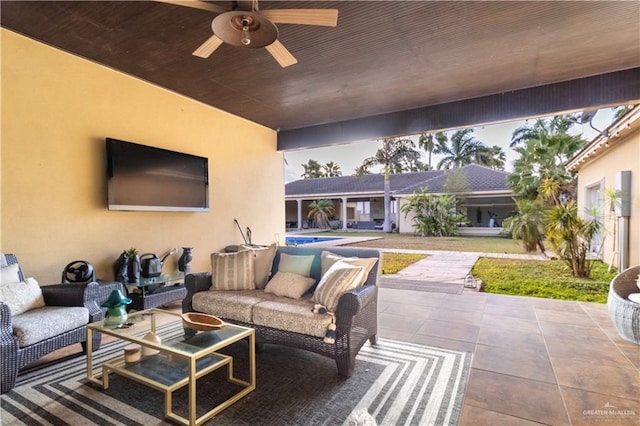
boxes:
[608,265,640,344]
[182,246,380,377]
[0,253,123,394]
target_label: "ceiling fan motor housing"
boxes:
[212,11,278,48]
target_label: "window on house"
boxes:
[356,201,370,214]
[586,183,603,254]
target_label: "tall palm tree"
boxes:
[469,144,507,170]
[301,159,324,179]
[418,132,434,170]
[323,161,342,177]
[360,138,420,232]
[307,199,335,229]
[434,128,480,169]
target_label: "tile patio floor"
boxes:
[378,287,640,425]
[25,281,640,425]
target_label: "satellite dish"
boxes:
[579,109,608,137]
[579,109,598,124]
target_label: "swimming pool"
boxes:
[285,236,343,246]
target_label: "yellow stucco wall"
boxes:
[575,127,640,269]
[1,29,285,283]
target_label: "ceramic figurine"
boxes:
[101,289,132,326]
[178,247,193,273]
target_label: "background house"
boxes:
[567,106,640,270]
[285,164,514,234]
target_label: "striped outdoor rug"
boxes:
[1,326,471,426]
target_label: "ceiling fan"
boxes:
[156,0,339,67]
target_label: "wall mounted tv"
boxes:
[106,138,209,212]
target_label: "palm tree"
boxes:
[434,128,480,169]
[509,114,577,149]
[418,132,435,170]
[612,104,635,121]
[545,200,602,278]
[323,161,342,177]
[360,138,420,232]
[502,199,546,253]
[301,159,324,179]
[473,144,506,170]
[307,199,335,229]
[508,131,585,204]
[353,163,372,177]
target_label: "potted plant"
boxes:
[126,247,140,284]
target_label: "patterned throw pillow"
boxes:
[0,277,45,315]
[241,244,277,289]
[311,261,365,312]
[277,253,315,277]
[210,250,255,291]
[320,251,378,286]
[264,272,316,299]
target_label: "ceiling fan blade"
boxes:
[154,0,229,15]
[265,40,298,68]
[260,9,338,27]
[193,35,224,58]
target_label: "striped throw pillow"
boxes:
[311,261,365,312]
[211,250,255,290]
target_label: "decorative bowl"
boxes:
[182,312,225,331]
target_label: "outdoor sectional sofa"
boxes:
[182,245,381,377]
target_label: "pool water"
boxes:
[285,236,343,245]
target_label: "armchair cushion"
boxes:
[12,306,89,347]
[0,277,45,315]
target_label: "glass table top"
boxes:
[89,309,251,356]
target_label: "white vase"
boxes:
[141,331,161,356]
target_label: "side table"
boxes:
[127,272,188,311]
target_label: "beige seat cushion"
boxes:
[253,296,333,338]
[192,289,276,323]
[12,306,89,347]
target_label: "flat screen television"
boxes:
[106,138,209,212]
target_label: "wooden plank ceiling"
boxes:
[2,1,640,142]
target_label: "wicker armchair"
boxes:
[0,253,122,394]
[607,265,640,345]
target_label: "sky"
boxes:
[283,108,617,183]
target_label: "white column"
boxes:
[342,197,348,231]
[297,199,303,231]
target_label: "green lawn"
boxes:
[471,258,615,303]
[380,253,427,275]
[317,231,529,253]
[298,231,614,302]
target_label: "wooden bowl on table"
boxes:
[182,312,225,331]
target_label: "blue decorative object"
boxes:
[101,289,132,326]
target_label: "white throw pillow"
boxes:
[1,263,22,285]
[264,272,316,299]
[210,250,255,291]
[0,277,45,315]
[320,251,377,286]
[311,261,365,312]
[277,253,315,277]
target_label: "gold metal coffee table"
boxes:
[86,309,255,426]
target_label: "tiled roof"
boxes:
[396,164,511,195]
[285,164,511,198]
